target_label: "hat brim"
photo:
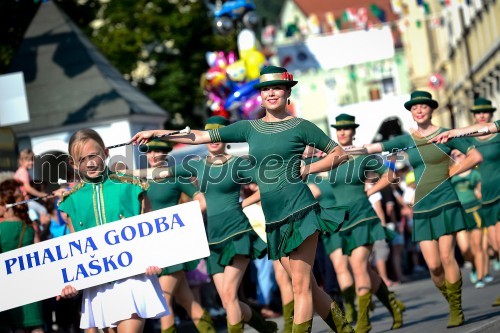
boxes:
[253,80,298,90]
[470,107,496,113]
[404,99,439,111]
[331,124,360,129]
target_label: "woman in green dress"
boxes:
[348,91,483,328]
[302,147,356,326]
[450,149,486,289]
[133,116,276,333]
[432,101,500,306]
[0,180,44,333]
[140,139,214,333]
[327,114,405,332]
[131,66,353,333]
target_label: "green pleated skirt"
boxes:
[480,198,500,227]
[206,210,267,275]
[461,201,483,230]
[160,260,200,276]
[322,231,342,254]
[412,202,471,241]
[261,183,349,260]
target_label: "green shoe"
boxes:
[292,319,312,333]
[227,320,244,333]
[374,280,404,330]
[247,308,278,333]
[492,295,500,307]
[355,293,372,333]
[195,310,216,333]
[282,301,294,333]
[341,285,357,324]
[324,301,355,333]
[161,325,177,333]
[445,278,464,328]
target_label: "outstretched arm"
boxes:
[344,142,384,155]
[449,148,483,177]
[131,129,212,145]
[431,122,497,144]
[301,146,348,177]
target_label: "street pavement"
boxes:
[242,267,500,333]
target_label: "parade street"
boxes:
[244,268,500,333]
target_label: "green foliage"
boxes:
[85,0,234,128]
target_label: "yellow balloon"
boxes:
[243,50,266,80]
[226,60,247,83]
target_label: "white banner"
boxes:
[278,26,395,72]
[0,201,209,311]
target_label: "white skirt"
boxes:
[80,274,169,329]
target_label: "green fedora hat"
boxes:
[470,97,496,113]
[404,90,439,110]
[253,65,298,90]
[138,139,173,153]
[331,113,360,129]
[205,115,230,130]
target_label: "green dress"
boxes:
[208,118,348,259]
[174,156,267,274]
[466,131,500,227]
[148,178,201,275]
[0,221,43,329]
[327,155,387,255]
[451,169,483,228]
[381,128,473,241]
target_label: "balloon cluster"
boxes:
[202,30,267,121]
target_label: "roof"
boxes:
[8,1,168,136]
[292,0,400,31]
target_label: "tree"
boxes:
[76,0,234,129]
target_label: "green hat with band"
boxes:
[205,115,230,130]
[331,113,359,129]
[404,90,439,110]
[138,139,173,153]
[253,65,298,90]
[470,97,496,113]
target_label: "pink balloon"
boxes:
[241,94,262,119]
[227,51,237,65]
[214,51,228,69]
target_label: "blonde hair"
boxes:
[68,129,106,161]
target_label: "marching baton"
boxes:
[5,178,70,208]
[106,126,191,149]
[382,127,489,156]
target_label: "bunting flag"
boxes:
[343,8,368,29]
[325,11,340,33]
[370,4,387,23]
[391,0,403,14]
[416,0,424,5]
[423,1,431,15]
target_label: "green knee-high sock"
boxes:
[292,319,313,333]
[227,320,244,333]
[195,309,216,333]
[161,324,177,333]
[282,301,294,333]
[355,292,372,333]
[437,283,448,302]
[374,280,404,329]
[323,301,355,333]
[341,285,357,324]
[247,308,278,333]
[446,277,464,328]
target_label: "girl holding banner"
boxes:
[130,66,353,333]
[57,129,169,332]
[0,179,44,333]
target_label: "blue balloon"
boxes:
[224,79,260,110]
